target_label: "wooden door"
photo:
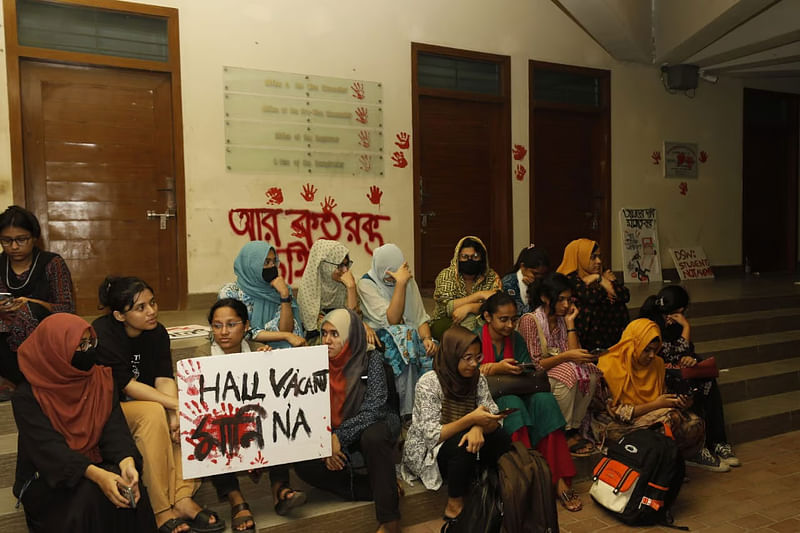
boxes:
[418,96,506,286]
[743,89,799,273]
[529,62,611,268]
[21,60,179,313]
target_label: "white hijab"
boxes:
[297,239,350,331]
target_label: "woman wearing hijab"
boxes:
[501,245,550,315]
[219,241,306,349]
[596,319,705,459]
[401,326,510,527]
[12,313,156,532]
[557,239,629,351]
[294,309,402,533]
[431,236,501,340]
[358,243,438,417]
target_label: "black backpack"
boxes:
[447,466,503,533]
[590,424,687,529]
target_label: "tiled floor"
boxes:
[404,430,800,533]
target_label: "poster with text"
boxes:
[669,247,714,280]
[177,345,331,479]
[619,208,663,283]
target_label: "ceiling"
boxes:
[553,0,800,88]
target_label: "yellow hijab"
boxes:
[597,319,664,406]
[556,238,597,278]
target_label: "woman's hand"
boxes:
[451,305,472,325]
[679,356,697,368]
[363,323,381,347]
[270,276,291,299]
[119,457,142,506]
[476,290,497,302]
[422,337,439,357]
[667,312,689,328]
[599,270,616,299]
[676,394,693,409]
[565,304,579,327]
[458,426,485,453]
[581,273,601,285]
[283,333,307,347]
[562,348,594,364]
[495,359,523,375]
[86,465,131,508]
[256,344,273,352]
[656,394,683,409]
[468,405,503,429]
[167,410,180,444]
[386,262,412,285]
[334,269,357,289]
[324,433,347,471]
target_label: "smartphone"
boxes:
[119,484,136,508]
[497,408,519,416]
[517,362,537,371]
[590,348,608,357]
[0,293,12,303]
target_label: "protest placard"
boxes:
[176,345,331,479]
[166,324,211,340]
[619,208,663,283]
[669,247,714,280]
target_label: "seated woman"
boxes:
[204,298,306,532]
[297,239,379,345]
[219,241,306,349]
[476,292,582,512]
[401,326,510,529]
[639,286,739,471]
[501,244,550,315]
[13,313,156,532]
[93,277,223,533]
[517,273,601,455]
[357,243,438,417]
[0,205,75,390]
[294,309,402,533]
[431,236,501,340]
[557,239,629,351]
[595,318,706,460]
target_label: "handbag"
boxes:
[485,370,550,397]
[680,357,719,380]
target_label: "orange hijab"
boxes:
[17,313,114,463]
[597,318,664,406]
[556,238,597,278]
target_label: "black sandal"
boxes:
[230,502,256,533]
[274,483,307,516]
[187,509,225,533]
[158,517,190,533]
[441,515,459,533]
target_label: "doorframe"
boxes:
[411,42,512,283]
[528,60,611,266]
[3,0,189,308]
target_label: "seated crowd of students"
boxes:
[0,204,741,532]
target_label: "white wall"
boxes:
[0,0,745,293]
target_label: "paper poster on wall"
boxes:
[664,142,698,178]
[619,208,663,283]
[223,66,384,176]
[669,247,715,280]
[177,345,331,479]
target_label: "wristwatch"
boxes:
[280,294,292,303]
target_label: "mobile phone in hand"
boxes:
[119,484,136,508]
[590,348,608,357]
[497,408,518,416]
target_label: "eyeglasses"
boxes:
[323,259,354,271]
[211,321,243,331]
[461,352,484,364]
[264,257,279,267]
[459,253,481,261]
[78,337,98,352]
[0,235,32,247]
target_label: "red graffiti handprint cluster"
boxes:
[265,187,284,205]
[391,132,410,169]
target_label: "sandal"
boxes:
[230,502,255,533]
[158,517,190,533]
[568,438,595,457]
[274,483,307,516]
[187,509,225,533]
[559,489,583,512]
[440,515,459,533]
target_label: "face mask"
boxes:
[71,348,97,372]
[458,260,483,276]
[262,266,279,284]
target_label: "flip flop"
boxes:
[158,518,191,533]
[569,438,595,457]
[230,502,255,533]
[274,484,307,516]
[559,489,583,512]
[187,509,225,533]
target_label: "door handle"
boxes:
[147,210,176,230]
[421,211,436,228]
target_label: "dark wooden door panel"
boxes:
[21,60,179,313]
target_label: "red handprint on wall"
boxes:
[359,154,372,172]
[321,196,337,214]
[366,185,383,205]
[512,144,527,160]
[514,164,526,181]
[264,187,284,205]
[651,151,661,165]
[679,182,688,196]
[355,107,369,124]
[395,132,410,150]
[676,152,686,166]
[358,130,371,149]
[300,183,317,202]
[351,81,365,100]
[391,151,408,168]
[699,151,708,163]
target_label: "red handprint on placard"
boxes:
[176,359,203,397]
[300,183,317,202]
[395,132,410,149]
[358,130,371,149]
[679,182,688,196]
[512,144,527,160]
[366,185,383,205]
[321,196,337,214]
[685,155,695,169]
[514,164,526,181]
[391,151,408,168]
[699,151,708,163]
[651,151,661,165]
[351,81,365,100]
[264,187,284,205]
[676,152,686,166]
[250,450,269,466]
[355,107,368,124]
[359,154,372,172]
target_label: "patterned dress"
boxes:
[566,271,630,350]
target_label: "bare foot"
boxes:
[174,497,219,525]
[444,497,464,519]
[228,490,254,532]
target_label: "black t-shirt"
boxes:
[93,313,173,399]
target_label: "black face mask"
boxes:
[262,266,279,284]
[458,260,483,276]
[71,348,97,372]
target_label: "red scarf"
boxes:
[328,341,352,428]
[480,323,514,363]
